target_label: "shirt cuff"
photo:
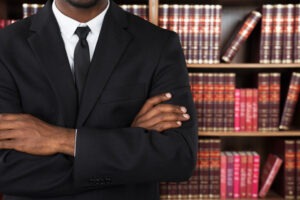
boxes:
[74,129,78,156]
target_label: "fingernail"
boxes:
[177,121,182,125]
[183,114,190,119]
[165,93,172,98]
[180,107,187,113]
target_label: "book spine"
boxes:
[160,182,168,199]
[222,11,262,63]
[159,5,169,29]
[271,4,284,64]
[178,181,188,200]
[226,152,234,198]
[207,5,216,64]
[252,89,258,131]
[195,5,204,64]
[220,152,227,199]
[190,73,204,131]
[246,152,253,198]
[233,152,241,198]
[181,5,190,64]
[210,139,221,198]
[240,152,248,198]
[240,89,246,131]
[296,140,300,200]
[188,168,199,199]
[234,89,241,131]
[260,5,273,64]
[282,4,295,64]
[245,89,253,131]
[202,5,211,64]
[22,3,30,18]
[168,5,179,33]
[199,139,210,198]
[223,73,235,131]
[213,5,222,63]
[0,20,5,29]
[269,73,281,131]
[214,74,224,131]
[258,73,270,131]
[259,154,283,198]
[279,72,300,130]
[284,140,296,199]
[294,4,300,63]
[206,73,214,131]
[252,152,260,198]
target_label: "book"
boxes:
[245,89,253,131]
[213,74,224,132]
[259,154,283,198]
[294,4,300,63]
[22,3,44,18]
[269,73,281,131]
[225,152,234,198]
[246,152,254,198]
[239,89,246,131]
[282,4,295,64]
[120,4,149,20]
[252,152,260,198]
[222,11,262,63]
[252,89,258,131]
[233,152,241,198]
[260,5,273,64]
[234,89,241,131]
[239,152,248,198]
[258,73,270,131]
[220,152,227,199]
[296,140,300,200]
[271,4,284,64]
[279,72,300,130]
[223,73,235,131]
[209,139,221,198]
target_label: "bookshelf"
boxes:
[0,0,300,200]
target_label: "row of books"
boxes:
[22,3,43,18]
[0,19,17,29]
[260,4,300,64]
[159,5,222,64]
[189,73,282,132]
[119,5,148,21]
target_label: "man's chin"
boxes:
[64,0,100,9]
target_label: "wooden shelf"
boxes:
[188,63,300,69]
[198,130,300,137]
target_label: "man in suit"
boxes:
[0,0,197,199]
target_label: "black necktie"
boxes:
[74,26,91,102]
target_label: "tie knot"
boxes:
[75,26,90,40]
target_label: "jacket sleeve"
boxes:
[74,32,198,189]
[0,58,83,197]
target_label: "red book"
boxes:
[252,152,260,198]
[294,4,300,63]
[259,154,283,198]
[234,89,241,131]
[252,89,258,131]
[245,89,253,131]
[239,152,248,198]
[225,152,234,198]
[260,5,273,64]
[187,169,198,199]
[180,5,190,64]
[222,11,262,63]
[279,72,300,130]
[193,5,204,64]
[282,4,294,64]
[246,152,253,198]
[213,74,224,131]
[220,152,227,199]
[199,139,210,198]
[296,140,300,200]
[223,73,235,131]
[210,139,221,198]
[233,152,241,198]
[271,4,284,64]
[202,5,212,64]
[212,5,222,64]
[240,89,246,131]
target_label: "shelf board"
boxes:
[198,130,300,137]
[188,63,300,69]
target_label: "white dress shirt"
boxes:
[52,0,110,75]
[52,0,109,155]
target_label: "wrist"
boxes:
[55,128,75,156]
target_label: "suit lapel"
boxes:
[27,1,77,127]
[77,2,133,126]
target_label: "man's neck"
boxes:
[55,0,108,23]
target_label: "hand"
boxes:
[131,93,190,132]
[0,114,75,156]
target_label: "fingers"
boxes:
[0,114,31,130]
[150,121,183,132]
[0,130,19,140]
[0,139,16,150]
[136,93,172,117]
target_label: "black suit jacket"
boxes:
[0,1,198,199]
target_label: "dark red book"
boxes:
[223,73,235,131]
[269,73,280,131]
[209,139,221,198]
[252,89,258,131]
[259,154,283,198]
[271,5,284,64]
[220,152,227,199]
[260,5,273,64]
[258,73,270,131]
[239,152,248,198]
[245,89,253,131]
[222,11,262,63]
[279,72,300,130]
[294,4,300,63]
[282,4,294,64]
[240,89,246,131]
[296,140,300,200]
[225,152,234,198]
[199,139,210,198]
[246,152,253,198]
[233,152,241,198]
[159,182,168,199]
[213,74,224,131]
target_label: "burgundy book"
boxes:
[191,5,203,64]
[234,89,241,131]
[223,73,235,131]
[269,73,280,131]
[246,152,253,198]
[225,152,234,198]
[296,140,300,200]
[199,139,210,198]
[273,140,296,199]
[22,3,44,18]
[220,152,227,199]
[212,5,222,64]
[167,182,178,199]
[252,89,258,131]
[259,154,283,198]
[260,5,273,64]
[222,11,262,63]
[233,152,241,198]
[159,182,168,199]
[207,5,216,64]
[168,4,180,34]
[159,4,169,29]
[178,181,189,199]
[258,73,270,131]
[279,72,300,130]
[202,5,211,64]
[282,4,295,64]
[245,89,253,131]
[181,5,191,64]
[213,74,224,131]
[209,139,221,198]
[187,169,199,199]
[252,152,260,198]
[240,89,246,131]
[203,73,214,131]
[295,4,300,63]
[271,4,284,64]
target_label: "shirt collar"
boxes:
[52,0,110,39]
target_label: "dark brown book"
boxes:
[159,4,169,30]
[279,72,300,130]
[209,139,221,198]
[203,73,214,131]
[199,139,210,199]
[178,181,188,199]
[271,4,284,64]
[225,152,234,198]
[260,5,273,64]
[213,74,224,131]
[282,4,294,64]
[212,5,222,64]
[222,11,262,63]
[223,73,235,131]
[269,73,281,131]
[258,73,270,131]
